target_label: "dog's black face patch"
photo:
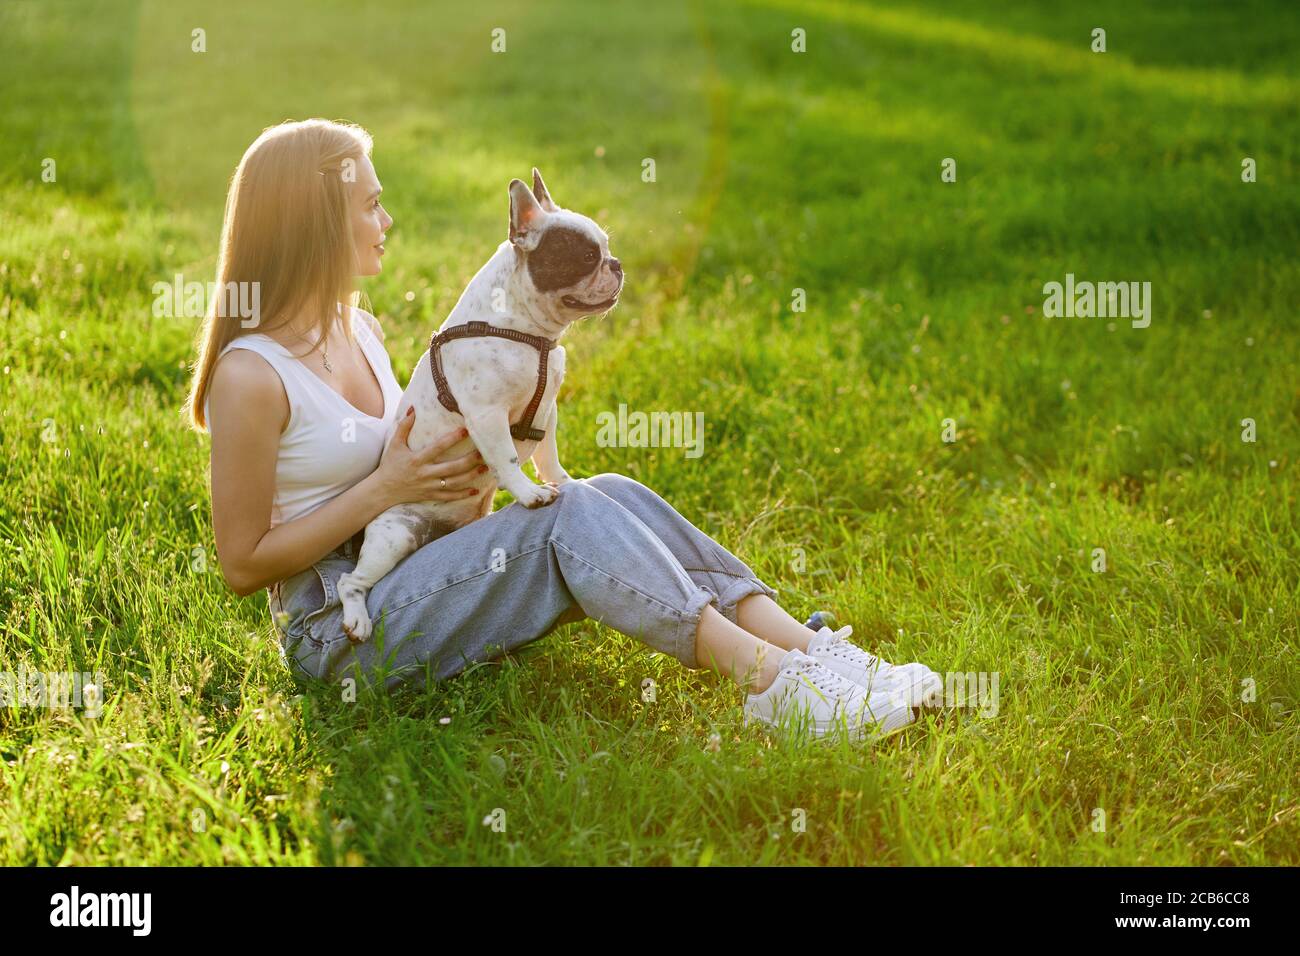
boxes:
[527,225,602,292]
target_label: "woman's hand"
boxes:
[375,407,486,508]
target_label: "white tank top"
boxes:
[204,307,405,528]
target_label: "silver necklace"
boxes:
[285,328,333,373]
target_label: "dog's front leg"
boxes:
[531,402,572,486]
[337,505,428,643]
[461,404,559,509]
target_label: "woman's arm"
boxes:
[207,350,481,597]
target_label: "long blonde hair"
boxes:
[184,118,374,431]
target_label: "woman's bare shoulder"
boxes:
[209,348,290,434]
[351,305,386,342]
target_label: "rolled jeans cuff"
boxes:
[673,585,718,671]
[714,575,779,625]
[673,576,779,670]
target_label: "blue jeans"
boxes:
[267,473,779,691]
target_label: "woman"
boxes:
[184,119,943,740]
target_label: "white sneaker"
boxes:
[743,648,914,740]
[806,625,944,709]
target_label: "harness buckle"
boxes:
[509,423,547,442]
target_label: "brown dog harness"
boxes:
[428,320,558,442]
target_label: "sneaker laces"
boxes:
[786,654,859,701]
[820,625,881,668]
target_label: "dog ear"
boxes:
[509,178,547,250]
[531,168,559,212]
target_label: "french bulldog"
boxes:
[336,168,623,643]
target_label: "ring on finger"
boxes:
[440,478,447,490]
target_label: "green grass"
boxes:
[1,0,1297,865]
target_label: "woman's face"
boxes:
[350,153,393,277]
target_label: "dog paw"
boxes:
[515,482,561,508]
[341,601,373,644]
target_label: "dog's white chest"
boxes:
[396,338,565,449]
[448,337,564,425]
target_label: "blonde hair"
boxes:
[184,118,374,431]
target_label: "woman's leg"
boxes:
[734,595,821,652]
[580,473,818,655]
[284,477,785,693]
[694,603,787,693]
